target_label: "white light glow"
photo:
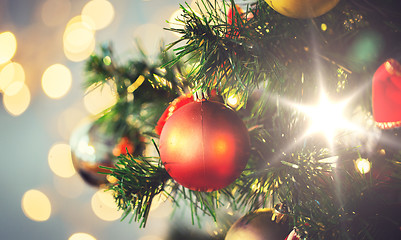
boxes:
[82,0,115,30]
[0,32,17,64]
[41,64,72,99]
[300,93,350,142]
[227,94,239,108]
[48,143,76,178]
[21,190,52,222]
[69,232,96,240]
[355,158,371,174]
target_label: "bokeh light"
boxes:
[64,39,96,62]
[63,16,96,62]
[21,189,52,222]
[321,23,328,31]
[348,31,383,68]
[103,56,112,66]
[5,81,25,97]
[48,143,76,178]
[69,232,97,240]
[82,0,115,30]
[83,82,117,115]
[0,62,25,96]
[0,31,17,64]
[149,193,168,213]
[3,83,31,116]
[41,0,71,27]
[41,64,72,99]
[91,189,122,221]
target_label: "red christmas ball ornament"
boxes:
[155,93,194,135]
[159,100,250,192]
[155,91,223,135]
[372,58,401,129]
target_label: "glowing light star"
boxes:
[300,93,350,143]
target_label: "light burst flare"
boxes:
[301,93,350,141]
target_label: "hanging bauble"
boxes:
[156,91,223,135]
[70,121,140,187]
[265,0,339,19]
[225,208,290,240]
[372,58,401,129]
[159,99,250,192]
[155,93,194,135]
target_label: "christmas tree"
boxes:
[75,0,401,239]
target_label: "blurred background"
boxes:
[0,0,213,239]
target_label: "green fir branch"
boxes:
[81,1,401,238]
[165,0,401,110]
[103,154,170,227]
[83,43,187,137]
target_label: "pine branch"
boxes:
[82,1,401,238]
[103,154,170,227]
[83,43,186,137]
[165,0,401,110]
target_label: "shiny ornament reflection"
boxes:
[160,100,250,192]
[225,208,290,240]
[265,0,339,19]
[70,121,139,187]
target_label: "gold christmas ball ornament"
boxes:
[225,208,290,240]
[265,0,340,19]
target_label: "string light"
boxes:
[355,158,371,174]
[227,94,239,108]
